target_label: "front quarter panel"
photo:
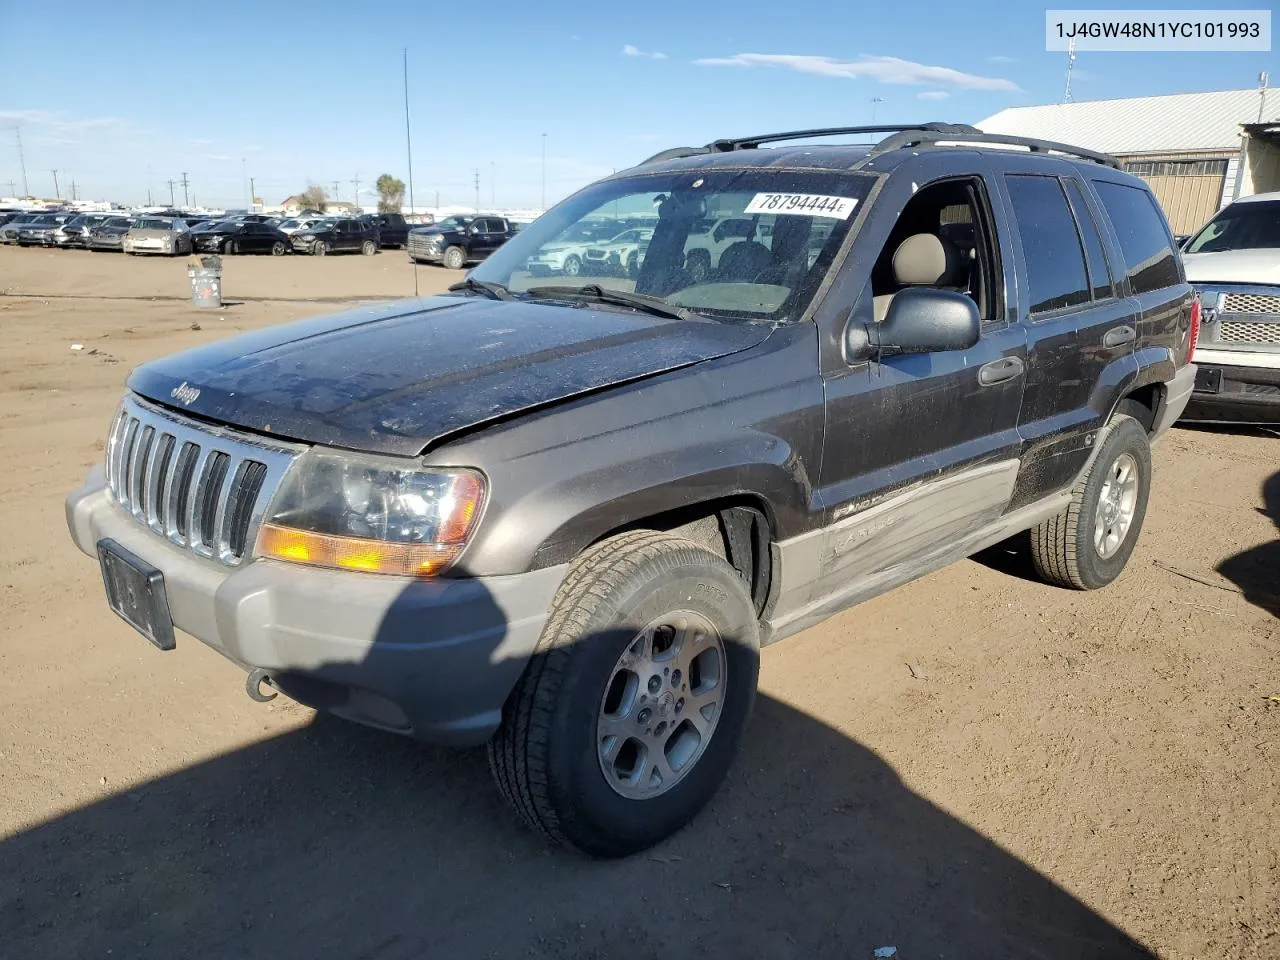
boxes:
[430,324,825,577]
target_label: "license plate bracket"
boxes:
[97,538,176,650]
[1194,367,1223,394]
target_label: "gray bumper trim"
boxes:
[1151,363,1196,440]
[67,467,565,745]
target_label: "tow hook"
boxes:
[245,668,277,703]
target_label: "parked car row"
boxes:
[0,210,415,258]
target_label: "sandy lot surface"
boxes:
[0,244,1276,959]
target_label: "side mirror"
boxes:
[843,288,981,362]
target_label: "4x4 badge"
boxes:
[170,381,200,405]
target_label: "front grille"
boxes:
[1218,321,1280,345]
[1222,292,1280,316]
[104,396,300,565]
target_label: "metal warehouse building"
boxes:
[978,88,1280,235]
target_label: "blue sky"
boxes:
[1,0,1273,207]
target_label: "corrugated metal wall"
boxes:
[1117,152,1235,236]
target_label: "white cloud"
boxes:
[0,109,134,136]
[917,90,951,101]
[692,53,1020,91]
[623,43,667,60]
[203,153,233,162]
[987,55,1018,63]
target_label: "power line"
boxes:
[180,172,190,208]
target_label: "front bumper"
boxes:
[88,236,125,249]
[1182,356,1280,424]
[407,242,443,262]
[67,466,566,745]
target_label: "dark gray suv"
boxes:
[67,123,1196,856]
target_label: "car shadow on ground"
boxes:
[1,648,1155,957]
[1217,468,1280,617]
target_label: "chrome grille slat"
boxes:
[1218,320,1280,345]
[1221,292,1280,316]
[102,396,301,566]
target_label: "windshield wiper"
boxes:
[447,277,515,301]
[525,284,696,322]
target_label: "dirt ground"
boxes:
[0,244,1276,960]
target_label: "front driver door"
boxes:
[809,165,1028,605]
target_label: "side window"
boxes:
[1004,175,1090,315]
[1063,179,1113,300]
[1092,181,1180,295]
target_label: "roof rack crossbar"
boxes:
[867,129,1122,169]
[704,122,980,153]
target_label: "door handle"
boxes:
[978,356,1025,386]
[1103,325,1137,348]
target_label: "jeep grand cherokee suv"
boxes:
[67,123,1195,857]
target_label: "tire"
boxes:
[685,251,710,284]
[1030,413,1152,590]
[627,250,640,279]
[442,245,466,270]
[488,530,760,858]
[562,254,582,277]
[271,240,286,256]
[224,239,238,255]
[361,239,376,256]
[312,241,327,257]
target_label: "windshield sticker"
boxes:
[744,193,858,220]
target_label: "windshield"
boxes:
[134,218,173,230]
[435,216,472,230]
[1185,200,1280,253]
[471,169,872,322]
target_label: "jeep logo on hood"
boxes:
[170,381,201,405]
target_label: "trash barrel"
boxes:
[187,254,222,308]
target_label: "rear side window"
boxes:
[1005,174,1090,315]
[1092,181,1180,295]
[1063,179,1113,300]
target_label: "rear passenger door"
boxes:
[1000,171,1139,507]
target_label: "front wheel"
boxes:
[312,241,327,257]
[271,240,286,256]
[223,239,238,255]
[442,245,466,270]
[361,239,376,256]
[1030,413,1152,590]
[562,254,581,277]
[488,531,760,858]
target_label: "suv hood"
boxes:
[1183,249,1280,285]
[128,296,774,456]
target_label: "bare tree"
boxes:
[375,174,406,213]
[297,183,328,212]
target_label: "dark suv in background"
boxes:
[407,215,516,268]
[360,213,409,249]
[67,123,1195,858]
[291,218,379,256]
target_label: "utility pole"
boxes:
[490,160,495,207]
[331,180,340,201]
[1062,35,1077,103]
[241,157,248,212]
[540,133,547,211]
[70,180,78,201]
[474,168,480,213]
[4,179,15,196]
[167,179,176,207]
[870,97,885,124]
[350,173,360,212]
[51,169,60,198]
[180,172,190,208]
[249,176,256,211]
[435,189,439,211]
[15,127,28,196]
[1259,70,1271,122]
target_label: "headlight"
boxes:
[256,449,485,577]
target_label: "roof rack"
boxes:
[865,129,1122,169]
[637,123,1121,170]
[638,123,979,165]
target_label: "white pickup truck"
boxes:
[1181,191,1280,425]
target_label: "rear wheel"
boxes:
[1030,413,1151,590]
[442,245,466,270]
[488,531,759,858]
[223,239,238,255]
[271,240,286,256]
[361,239,376,256]
[312,241,327,257]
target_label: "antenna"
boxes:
[403,47,419,297]
[1062,36,1077,103]
[1260,70,1271,122]
[15,126,28,196]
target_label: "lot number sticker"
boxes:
[744,193,858,219]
